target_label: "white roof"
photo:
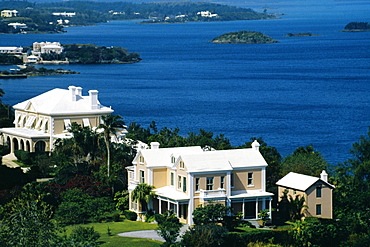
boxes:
[276,172,334,191]
[135,146,203,168]
[134,143,268,173]
[0,127,50,139]
[154,186,189,200]
[181,148,268,173]
[13,87,113,116]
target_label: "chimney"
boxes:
[251,140,260,151]
[75,87,82,98]
[320,170,328,182]
[150,142,160,149]
[68,85,77,101]
[88,90,99,110]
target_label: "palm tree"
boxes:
[131,183,155,212]
[98,114,125,178]
[288,194,308,221]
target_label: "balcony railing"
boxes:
[199,189,226,198]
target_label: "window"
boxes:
[220,176,225,189]
[171,156,176,163]
[248,172,253,186]
[231,173,234,187]
[195,178,200,191]
[316,204,322,215]
[129,171,134,180]
[206,177,214,190]
[316,187,322,198]
[171,172,175,186]
[139,156,144,163]
[140,170,145,183]
[179,161,185,169]
[178,175,182,189]
[183,177,187,192]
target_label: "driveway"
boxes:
[118,224,189,242]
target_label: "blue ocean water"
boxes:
[0,0,369,165]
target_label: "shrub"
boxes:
[14,150,33,166]
[124,210,137,221]
[68,226,100,246]
[181,225,228,247]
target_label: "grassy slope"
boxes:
[64,220,161,247]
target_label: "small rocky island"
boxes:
[342,22,370,32]
[284,33,320,37]
[211,31,279,44]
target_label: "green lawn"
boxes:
[64,220,162,247]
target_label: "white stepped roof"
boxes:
[13,86,113,116]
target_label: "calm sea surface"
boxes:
[0,0,369,165]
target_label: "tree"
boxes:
[154,210,182,245]
[281,145,329,177]
[288,194,308,221]
[333,127,370,245]
[131,183,155,212]
[192,203,230,225]
[0,183,59,247]
[98,114,125,178]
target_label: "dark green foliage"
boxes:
[63,44,140,64]
[225,230,289,247]
[280,145,329,177]
[181,225,228,247]
[0,54,23,65]
[0,165,33,191]
[124,210,138,221]
[155,210,182,245]
[0,183,59,247]
[212,31,279,44]
[127,121,233,150]
[55,188,115,225]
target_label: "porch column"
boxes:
[188,174,194,225]
[226,171,231,207]
[255,198,259,219]
[159,198,162,214]
[167,200,170,212]
[269,198,272,219]
[176,202,179,217]
[242,199,245,219]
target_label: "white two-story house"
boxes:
[128,140,273,224]
[0,86,113,153]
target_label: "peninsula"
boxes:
[211,31,279,44]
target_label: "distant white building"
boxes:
[52,12,76,17]
[1,10,18,18]
[197,11,218,18]
[33,42,63,54]
[7,22,27,29]
[0,47,23,54]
